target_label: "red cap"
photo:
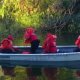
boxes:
[1,39,10,44]
[46,33,52,38]
[26,27,35,34]
[46,33,57,39]
[1,38,11,48]
[7,35,14,41]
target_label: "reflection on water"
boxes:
[0,66,79,80]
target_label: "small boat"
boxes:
[0,45,80,69]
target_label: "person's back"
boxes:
[42,33,57,53]
[75,35,80,52]
[0,38,13,53]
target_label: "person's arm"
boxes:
[24,33,31,44]
[75,39,80,48]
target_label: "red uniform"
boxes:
[0,35,16,52]
[24,32,38,43]
[75,35,80,48]
[24,28,38,44]
[24,27,40,53]
[42,33,57,53]
[0,38,13,49]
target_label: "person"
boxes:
[42,33,57,80]
[0,35,15,53]
[75,35,80,52]
[0,35,15,77]
[24,27,40,53]
[24,27,41,80]
[42,33,57,53]
[75,35,80,77]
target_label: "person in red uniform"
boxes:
[75,35,80,52]
[24,27,41,80]
[24,27,40,53]
[0,35,14,53]
[42,33,57,80]
[0,35,15,77]
[42,33,57,53]
[75,35,80,77]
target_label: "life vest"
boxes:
[24,28,38,43]
[42,34,57,53]
[75,36,80,48]
[1,38,12,49]
[26,27,35,34]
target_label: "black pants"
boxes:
[31,39,40,53]
[74,47,80,52]
[0,49,13,53]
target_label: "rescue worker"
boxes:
[75,35,80,77]
[0,35,15,77]
[75,35,80,52]
[0,35,14,53]
[42,33,57,53]
[24,27,41,80]
[24,27,40,53]
[42,33,57,80]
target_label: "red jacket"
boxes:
[75,37,80,48]
[42,34,57,53]
[24,32,38,44]
[0,38,13,49]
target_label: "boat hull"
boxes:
[0,52,80,69]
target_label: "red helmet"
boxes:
[7,35,14,41]
[46,33,57,39]
[26,27,35,34]
[46,33,52,38]
[1,38,11,48]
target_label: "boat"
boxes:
[0,45,80,69]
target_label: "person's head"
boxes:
[46,33,52,38]
[26,27,35,34]
[7,35,14,41]
[1,38,11,48]
[49,34,57,41]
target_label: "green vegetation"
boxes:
[0,0,80,36]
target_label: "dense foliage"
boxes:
[0,0,80,37]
